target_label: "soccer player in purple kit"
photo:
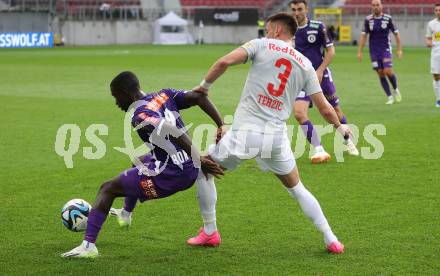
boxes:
[290,0,359,158]
[358,0,403,105]
[61,71,225,258]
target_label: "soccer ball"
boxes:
[61,199,91,232]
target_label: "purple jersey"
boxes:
[294,19,333,70]
[362,14,398,56]
[132,89,192,168]
[119,88,198,201]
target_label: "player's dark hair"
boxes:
[267,12,298,36]
[289,0,307,7]
[435,3,440,7]
[110,71,140,95]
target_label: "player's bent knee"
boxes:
[98,181,113,195]
[294,110,307,123]
[376,70,385,77]
[385,69,394,76]
[98,178,125,197]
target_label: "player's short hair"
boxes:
[289,0,307,7]
[110,71,140,95]
[435,3,440,7]
[266,12,298,36]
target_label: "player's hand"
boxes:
[396,50,403,59]
[357,52,363,62]
[316,69,324,83]
[337,124,352,139]
[200,156,224,179]
[215,125,226,144]
[192,86,209,96]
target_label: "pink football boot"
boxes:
[327,241,345,254]
[187,228,221,247]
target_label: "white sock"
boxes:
[81,240,96,250]
[121,209,131,218]
[315,145,324,153]
[434,80,440,101]
[287,182,337,245]
[196,171,217,235]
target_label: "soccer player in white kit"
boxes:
[187,13,347,254]
[426,3,440,108]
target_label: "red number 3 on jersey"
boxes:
[267,58,292,97]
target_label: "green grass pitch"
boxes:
[0,44,439,275]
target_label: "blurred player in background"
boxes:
[188,13,348,254]
[426,3,440,108]
[290,0,359,161]
[358,0,403,105]
[62,72,224,258]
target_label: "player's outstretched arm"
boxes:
[137,121,224,178]
[357,33,367,62]
[182,91,225,143]
[394,32,403,59]
[426,37,433,48]
[193,47,248,94]
[182,91,223,128]
[310,92,351,137]
[317,45,335,82]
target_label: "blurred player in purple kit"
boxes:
[290,0,359,160]
[61,71,224,258]
[358,0,403,105]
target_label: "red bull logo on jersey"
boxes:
[268,43,305,68]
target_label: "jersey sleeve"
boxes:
[426,22,433,38]
[303,66,322,96]
[241,39,263,63]
[389,17,398,33]
[361,18,369,34]
[164,89,192,110]
[320,23,333,48]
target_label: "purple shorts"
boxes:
[295,69,339,107]
[119,154,198,202]
[370,51,393,70]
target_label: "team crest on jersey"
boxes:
[308,34,316,43]
[381,21,388,29]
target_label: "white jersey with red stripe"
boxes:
[231,38,321,135]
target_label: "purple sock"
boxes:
[340,116,349,140]
[300,120,321,147]
[124,197,137,212]
[380,77,392,96]
[340,115,347,124]
[84,209,107,243]
[388,74,398,90]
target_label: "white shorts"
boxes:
[208,130,296,175]
[431,55,440,74]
